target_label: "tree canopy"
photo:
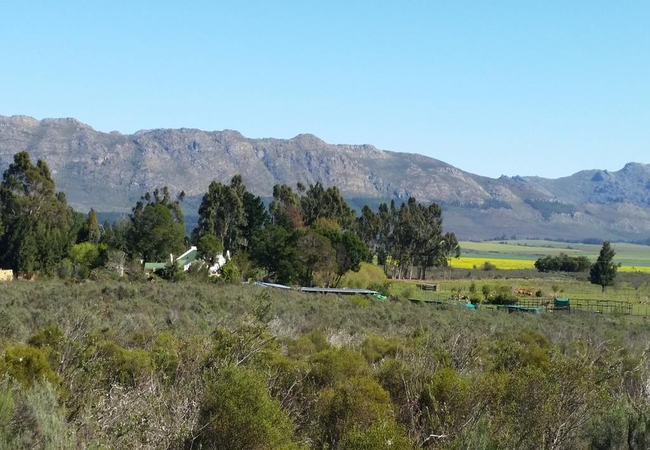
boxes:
[0,152,75,275]
[128,187,186,262]
[0,152,458,285]
[589,241,617,292]
[194,177,246,251]
[535,253,592,273]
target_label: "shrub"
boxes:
[367,282,391,297]
[154,262,185,282]
[94,341,152,387]
[339,420,413,450]
[400,285,415,301]
[0,379,75,449]
[350,295,371,307]
[151,332,179,382]
[316,375,394,448]
[470,293,483,305]
[486,286,517,305]
[361,335,401,364]
[27,325,64,369]
[0,345,59,389]
[309,347,369,389]
[56,259,73,280]
[418,367,475,439]
[195,365,302,450]
[340,263,387,289]
[483,261,497,271]
[220,260,241,283]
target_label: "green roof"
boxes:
[176,248,198,266]
[145,247,199,271]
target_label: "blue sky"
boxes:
[1,1,648,178]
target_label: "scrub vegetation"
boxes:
[2,152,650,448]
[2,281,650,449]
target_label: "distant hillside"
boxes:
[1,114,649,241]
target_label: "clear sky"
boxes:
[1,1,648,178]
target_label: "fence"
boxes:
[508,298,635,316]
[409,295,642,317]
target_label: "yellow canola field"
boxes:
[451,257,534,270]
[619,266,650,273]
[452,257,650,272]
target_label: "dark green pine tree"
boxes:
[79,208,101,244]
[589,241,617,292]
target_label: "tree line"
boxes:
[533,244,618,291]
[0,152,459,284]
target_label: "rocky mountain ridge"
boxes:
[1,114,649,241]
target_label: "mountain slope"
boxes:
[1,114,649,241]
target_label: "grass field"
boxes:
[459,239,650,270]
[390,274,650,316]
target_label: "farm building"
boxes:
[144,246,230,276]
[144,246,199,272]
[0,269,13,281]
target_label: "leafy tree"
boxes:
[194,178,246,251]
[534,253,592,272]
[356,205,380,260]
[300,182,355,229]
[68,242,106,278]
[269,184,303,231]
[590,241,617,292]
[315,226,369,287]
[296,231,337,286]
[154,261,185,282]
[390,198,444,278]
[128,187,186,262]
[100,219,130,252]
[197,233,224,263]
[220,259,241,282]
[376,201,396,265]
[250,225,299,284]
[0,152,75,275]
[440,232,461,266]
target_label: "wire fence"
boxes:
[409,294,649,317]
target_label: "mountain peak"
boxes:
[291,133,326,146]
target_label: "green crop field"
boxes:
[460,239,650,269]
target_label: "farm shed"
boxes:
[417,283,438,291]
[0,269,13,281]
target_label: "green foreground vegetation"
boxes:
[2,280,650,449]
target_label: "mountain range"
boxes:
[1,114,649,242]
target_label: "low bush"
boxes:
[0,345,59,389]
[195,365,303,450]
